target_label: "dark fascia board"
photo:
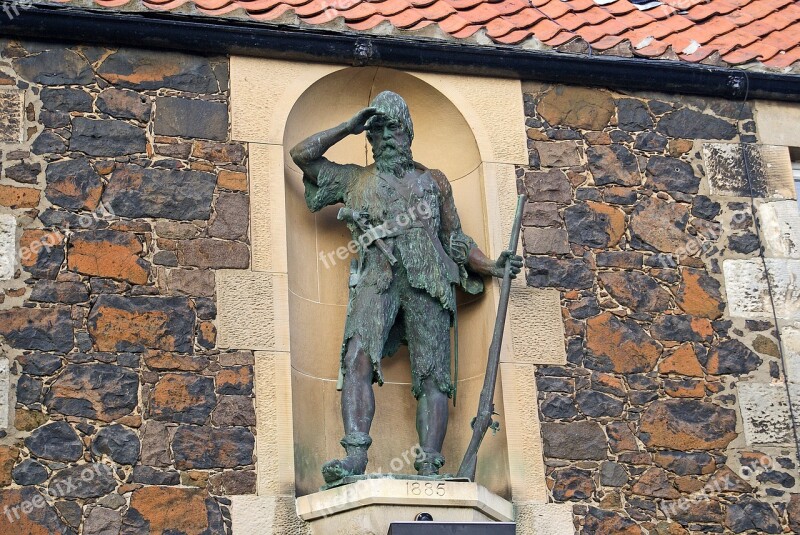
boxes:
[2,2,800,102]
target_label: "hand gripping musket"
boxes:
[457,194,527,481]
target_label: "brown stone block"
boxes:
[541,421,607,460]
[167,268,214,297]
[587,145,641,186]
[0,488,74,533]
[87,295,195,353]
[629,196,690,254]
[149,373,215,425]
[607,422,638,453]
[664,378,705,398]
[198,320,216,349]
[523,168,572,204]
[218,170,247,192]
[181,470,210,488]
[0,306,73,353]
[208,470,256,495]
[565,201,625,248]
[523,227,569,255]
[14,408,47,431]
[212,395,255,427]
[583,506,644,535]
[598,271,670,313]
[585,312,661,373]
[209,192,249,241]
[144,350,209,372]
[45,363,138,422]
[639,399,736,450]
[177,239,249,269]
[217,365,253,395]
[522,202,560,227]
[659,343,704,377]
[675,268,724,320]
[0,446,19,487]
[172,425,254,469]
[538,85,614,131]
[44,159,102,211]
[68,230,150,285]
[631,467,680,499]
[128,486,210,534]
[0,184,39,208]
[192,140,246,164]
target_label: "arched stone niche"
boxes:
[283,67,508,496]
[223,57,569,531]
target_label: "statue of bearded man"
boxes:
[290,91,522,487]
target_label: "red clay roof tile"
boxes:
[436,12,471,31]
[766,45,800,67]
[494,28,534,42]
[546,30,580,45]
[704,28,760,54]
[528,16,566,41]
[415,0,457,18]
[494,0,528,15]
[722,40,784,62]
[563,0,596,12]
[65,0,800,70]
[599,0,638,16]
[450,22,483,36]
[461,3,504,22]
[536,0,573,19]
[686,0,740,21]
[765,21,800,51]
[503,8,547,28]
[591,34,627,49]
[486,15,517,36]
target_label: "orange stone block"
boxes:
[0,185,39,208]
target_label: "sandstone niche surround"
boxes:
[218,58,571,533]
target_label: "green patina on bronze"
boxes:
[290,91,522,489]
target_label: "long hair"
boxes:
[368,91,415,177]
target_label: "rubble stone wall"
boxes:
[522,82,800,533]
[0,40,253,534]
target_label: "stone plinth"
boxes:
[295,479,514,535]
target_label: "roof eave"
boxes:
[3,3,799,103]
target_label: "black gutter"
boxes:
[2,3,799,102]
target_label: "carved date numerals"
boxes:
[406,482,446,497]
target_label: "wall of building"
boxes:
[522,82,800,533]
[0,36,798,535]
[0,40,253,533]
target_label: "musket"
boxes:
[457,194,527,481]
[337,207,397,265]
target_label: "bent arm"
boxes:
[289,123,352,185]
[431,169,522,279]
[289,107,378,185]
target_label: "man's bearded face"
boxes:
[368,115,413,177]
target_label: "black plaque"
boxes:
[388,522,516,534]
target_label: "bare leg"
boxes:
[415,376,449,476]
[322,335,375,485]
[342,335,375,435]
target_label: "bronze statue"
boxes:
[290,91,523,487]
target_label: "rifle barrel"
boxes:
[457,194,527,481]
